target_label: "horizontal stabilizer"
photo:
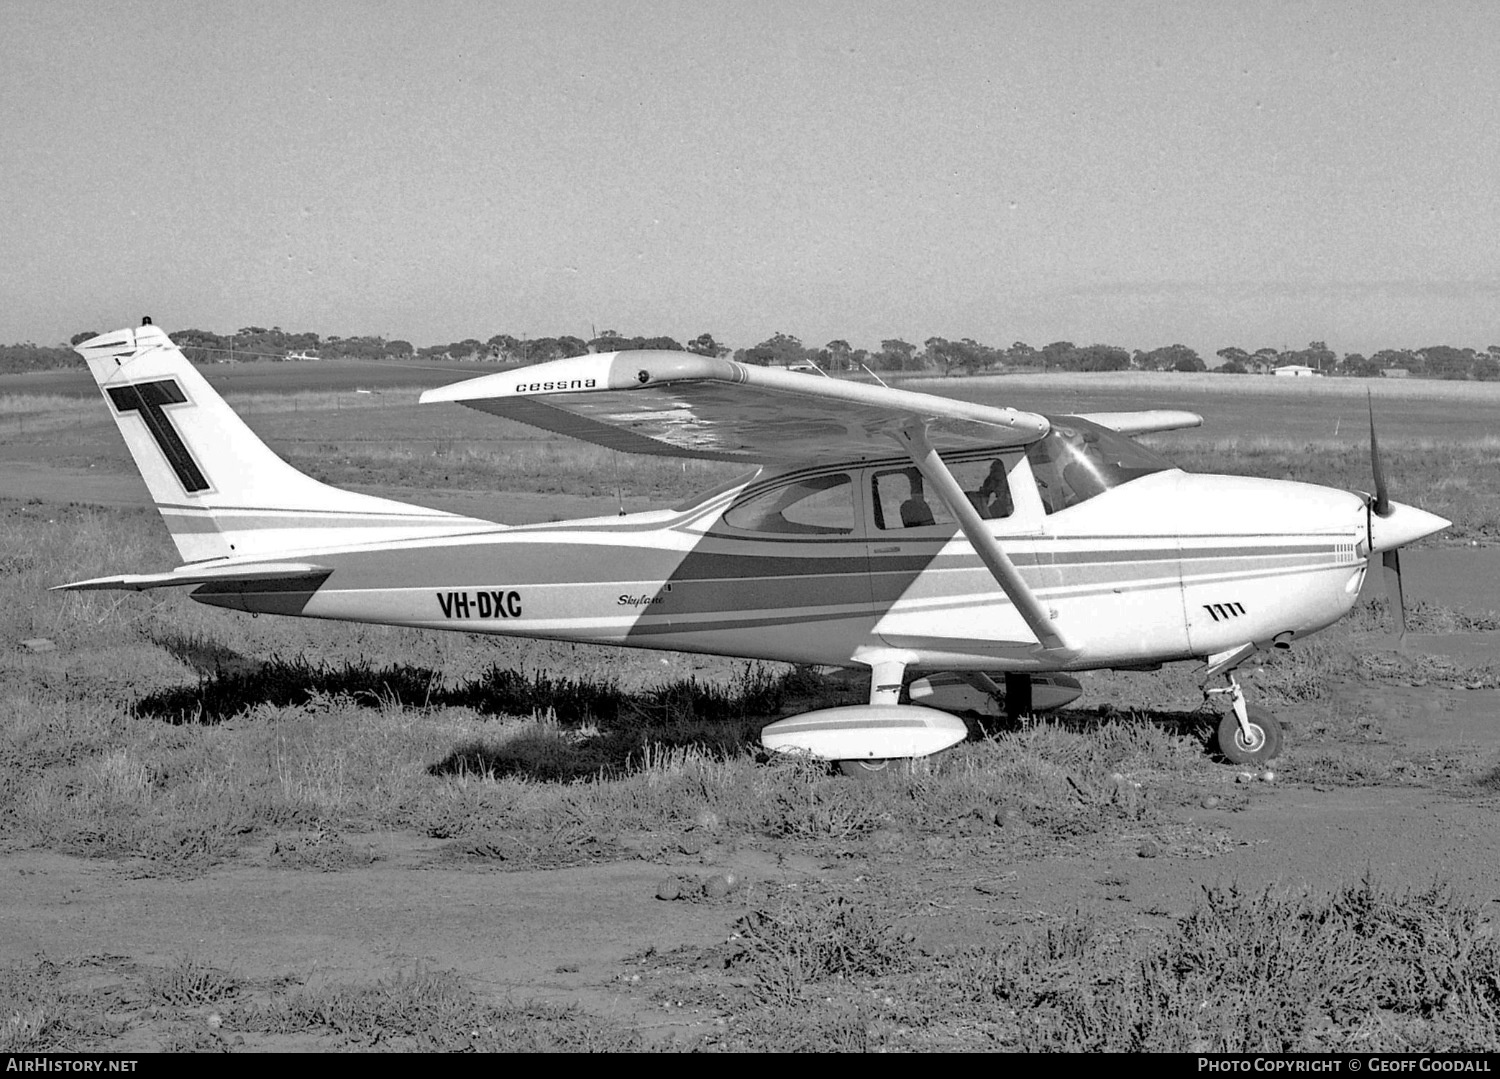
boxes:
[53,561,331,592]
[1074,410,1202,435]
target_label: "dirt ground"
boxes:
[5,624,1500,1048]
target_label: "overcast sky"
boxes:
[3,1,1497,358]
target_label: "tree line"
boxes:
[3,326,1498,381]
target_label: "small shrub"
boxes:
[146,956,241,1008]
[732,895,911,1005]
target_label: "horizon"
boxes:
[4,3,1497,360]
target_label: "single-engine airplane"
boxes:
[58,323,1450,772]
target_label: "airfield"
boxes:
[5,362,1500,1051]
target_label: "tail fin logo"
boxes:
[107,379,211,494]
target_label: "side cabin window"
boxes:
[1025,416,1173,514]
[872,456,1015,531]
[720,472,855,535]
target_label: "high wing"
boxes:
[424,350,1077,656]
[420,351,1050,463]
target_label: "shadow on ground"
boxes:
[128,656,1222,781]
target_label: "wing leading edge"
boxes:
[420,351,1051,463]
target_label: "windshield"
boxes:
[1026,416,1174,514]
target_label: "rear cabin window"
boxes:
[721,473,855,535]
[872,457,1015,531]
[1026,417,1173,514]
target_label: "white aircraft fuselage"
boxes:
[191,457,1373,674]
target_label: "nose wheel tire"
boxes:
[1215,704,1283,765]
[838,758,892,779]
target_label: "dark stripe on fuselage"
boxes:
[300,535,1346,592]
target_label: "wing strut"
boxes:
[896,424,1078,657]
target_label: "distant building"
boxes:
[1273,364,1319,378]
[1382,368,1410,379]
[285,350,321,362]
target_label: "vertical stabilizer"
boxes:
[77,324,497,562]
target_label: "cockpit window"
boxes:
[721,472,854,534]
[1026,416,1173,514]
[872,457,1015,530]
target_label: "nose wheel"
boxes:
[1206,673,1283,765]
[1214,703,1282,765]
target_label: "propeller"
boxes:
[1367,394,1406,640]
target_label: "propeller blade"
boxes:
[1368,392,1391,518]
[1382,548,1406,642]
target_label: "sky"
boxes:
[3,0,1498,359]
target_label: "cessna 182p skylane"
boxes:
[59,323,1450,772]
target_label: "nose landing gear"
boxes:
[1205,668,1283,765]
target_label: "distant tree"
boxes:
[923,337,957,375]
[1006,341,1039,368]
[0,343,74,373]
[1304,341,1336,374]
[1040,341,1076,369]
[439,338,483,360]
[588,331,635,353]
[69,330,99,345]
[517,337,587,364]
[1137,344,1202,372]
[1070,344,1131,372]
[1417,345,1472,380]
[685,333,729,357]
[1216,347,1250,370]
[824,339,853,372]
[737,332,807,367]
[1476,355,1500,381]
[924,337,998,376]
[1217,359,1248,374]
[1370,348,1417,375]
[486,334,522,361]
[173,328,226,363]
[872,338,921,371]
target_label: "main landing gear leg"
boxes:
[1205,671,1283,766]
[836,656,907,779]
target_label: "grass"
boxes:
[0,957,645,1052]
[10,877,1493,1051]
[5,368,1500,1049]
[903,876,1500,1052]
[682,876,1500,1051]
[914,366,1500,404]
